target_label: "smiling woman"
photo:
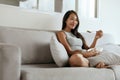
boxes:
[56,10,103,67]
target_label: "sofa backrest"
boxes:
[0,27,55,64]
[0,27,115,64]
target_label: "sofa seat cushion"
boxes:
[21,64,115,80]
[22,64,58,68]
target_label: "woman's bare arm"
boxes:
[89,30,103,48]
[56,31,83,56]
[81,30,103,58]
[56,31,73,55]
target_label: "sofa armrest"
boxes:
[0,43,21,80]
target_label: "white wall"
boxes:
[99,0,120,44]
[62,0,75,13]
[0,4,63,30]
[77,0,102,32]
[78,0,120,44]
[0,0,120,44]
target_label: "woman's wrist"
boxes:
[95,36,99,39]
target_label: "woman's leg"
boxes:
[69,54,89,67]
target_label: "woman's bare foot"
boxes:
[95,62,109,68]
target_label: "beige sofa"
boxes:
[0,26,116,80]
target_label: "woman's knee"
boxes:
[69,54,83,63]
[69,54,83,66]
[69,54,89,67]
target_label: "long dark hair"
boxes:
[62,10,86,48]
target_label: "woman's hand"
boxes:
[70,48,100,58]
[95,30,103,39]
[83,48,100,58]
[89,30,103,48]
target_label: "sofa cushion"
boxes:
[88,50,120,67]
[88,43,120,67]
[50,35,69,67]
[0,27,54,64]
[0,43,21,80]
[21,64,115,80]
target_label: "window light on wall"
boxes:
[19,0,98,17]
[80,0,98,18]
[19,0,54,12]
[89,0,98,18]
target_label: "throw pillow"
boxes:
[97,43,120,55]
[88,50,120,67]
[50,35,69,67]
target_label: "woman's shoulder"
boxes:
[56,30,65,35]
[56,30,66,37]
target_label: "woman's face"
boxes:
[65,13,78,30]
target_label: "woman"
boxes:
[56,10,106,68]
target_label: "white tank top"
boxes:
[64,31,83,50]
